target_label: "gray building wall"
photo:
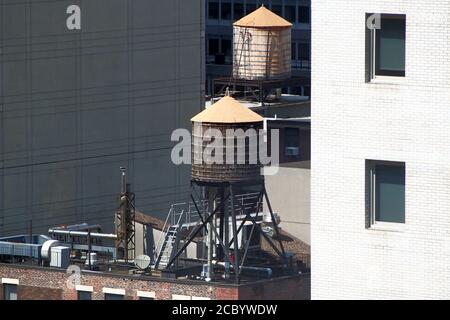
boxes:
[264,162,310,244]
[0,0,205,236]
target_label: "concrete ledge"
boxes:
[102,287,125,295]
[76,285,94,292]
[1,278,19,285]
[172,294,191,300]
[137,290,156,299]
[192,296,211,300]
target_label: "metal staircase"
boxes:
[153,192,262,270]
[154,224,180,269]
[153,201,204,269]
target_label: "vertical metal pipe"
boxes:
[212,197,217,260]
[230,185,240,284]
[202,186,207,260]
[87,231,91,270]
[29,220,33,259]
[122,194,128,263]
[218,190,224,260]
[206,187,215,281]
[223,188,230,279]
[120,167,126,193]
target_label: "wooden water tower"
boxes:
[233,5,292,80]
[191,94,264,183]
[166,92,287,283]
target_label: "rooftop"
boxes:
[205,94,311,121]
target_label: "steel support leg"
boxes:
[230,185,240,284]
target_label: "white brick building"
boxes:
[311,0,450,299]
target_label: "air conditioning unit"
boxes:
[50,246,70,269]
[285,147,300,156]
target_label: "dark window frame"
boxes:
[366,160,406,226]
[245,2,257,15]
[285,127,300,148]
[291,41,297,60]
[3,284,18,300]
[298,6,310,23]
[221,38,232,57]
[284,5,297,24]
[221,2,232,20]
[298,42,310,61]
[208,38,220,56]
[271,4,283,17]
[104,293,124,300]
[208,1,220,20]
[233,3,244,21]
[366,13,406,80]
[77,290,92,300]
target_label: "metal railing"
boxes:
[154,192,263,263]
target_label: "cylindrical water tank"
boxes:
[233,6,292,81]
[191,95,264,183]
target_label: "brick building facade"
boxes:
[0,264,310,300]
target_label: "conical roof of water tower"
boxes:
[233,5,292,28]
[191,96,263,124]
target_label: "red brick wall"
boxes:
[18,286,62,300]
[0,264,309,300]
[238,274,311,300]
[216,287,239,300]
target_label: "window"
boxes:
[367,14,406,79]
[303,86,311,97]
[298,6,310,23]
[291,42,297,60]
[221,2,232,20]
[271,5,282,17]
[367,161,405,225]
[221,39,232,57]
[233,3,244,20]
[208,1,219,20]
[3,284,18,300]
[298,42,310,61]
[104,293,124,300]
[76,285,93,300]
[208,38,220,56]
[285,128,300,147]
[290,87,302,95]
[245,3,257,15]
[285,127,300,158]
[78,291,92,300]
[284,5,296,23]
